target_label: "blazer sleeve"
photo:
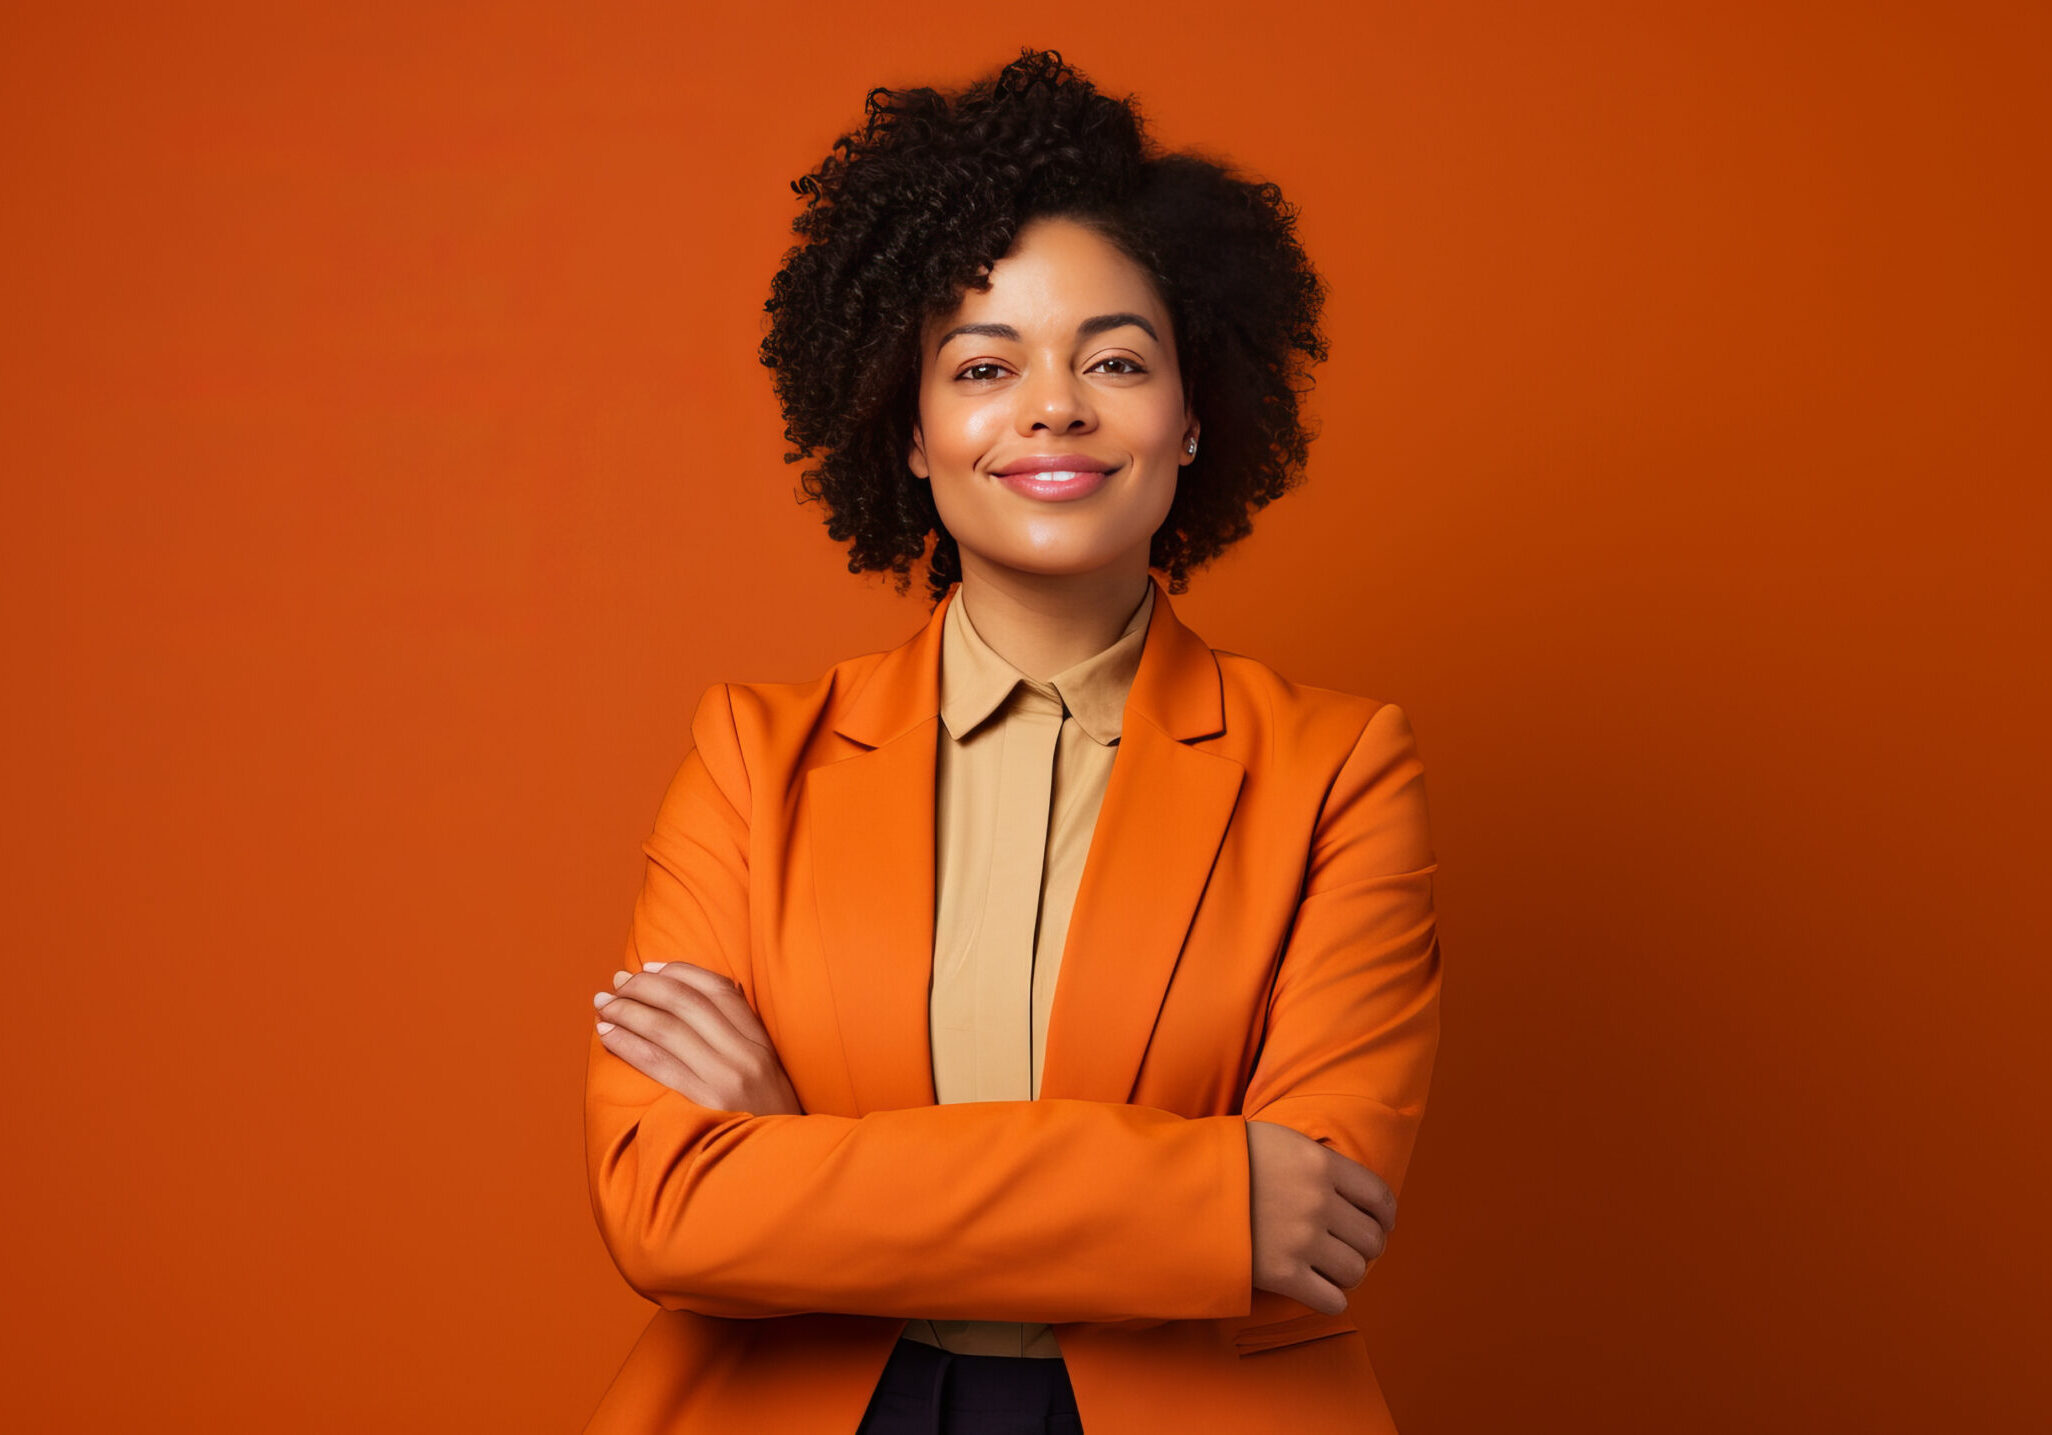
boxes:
[585,682,1254,1324]
[1241,699,1444,1202]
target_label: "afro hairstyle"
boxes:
[759,46,1330,605]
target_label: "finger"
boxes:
[1329,1153,1397,1234]
[613,970,744,1060]
[1326,1196,1389,1266]
[597,991,730,1081]
[642,961,759,1033]
[1285,1268,1352,1318]
[639,963,773,1052]
[595,1017,706,1102]
[1309,1231,1370,1293]
[644,964,742,997]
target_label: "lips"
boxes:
[993,467,1112,502]
[992,454,1117,476]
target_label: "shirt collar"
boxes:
[939,581,1155,747]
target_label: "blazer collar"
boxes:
[809,572,1245,1114]
[835,573,1224,750]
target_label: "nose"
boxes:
[1015,358,1096,435]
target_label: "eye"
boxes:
[954,362,1007,383]
[1091,356,1146,375]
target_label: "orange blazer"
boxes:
[584,574,1443,1435]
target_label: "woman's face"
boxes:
[909,216,1198,586]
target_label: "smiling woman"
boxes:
[583,46,1443,1435]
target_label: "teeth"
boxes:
[1020,471,1090,480]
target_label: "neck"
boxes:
[952,553,1153,682]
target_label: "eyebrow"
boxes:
[934,311,1159,354]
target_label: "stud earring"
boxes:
[1185,437,1198,455]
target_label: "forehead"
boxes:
[925,217,1168,342]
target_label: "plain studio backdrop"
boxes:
[2,3,2045,1431]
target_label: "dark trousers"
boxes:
[855,1335,1085,1434]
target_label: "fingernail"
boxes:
[596,1021,615,1034]
[643,962,667,972]
[593,991,614,1009]
[612,969,632,988]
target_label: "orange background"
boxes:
[5,3,2047,1430]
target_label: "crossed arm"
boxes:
[583,684,1441,1324]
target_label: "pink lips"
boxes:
[991,455,1118,502]
[996,470,1111,502]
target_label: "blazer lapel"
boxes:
[809,591,950,1116]
[1039,581,1244,1104]
[809,575,1245,1116]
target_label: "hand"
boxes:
[1245,1118,1396,1316]
[594,961,805,1116]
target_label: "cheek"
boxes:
[1135,392,1190,455]
[917,390,1008,470]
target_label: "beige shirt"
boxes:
[900,579,1155,1359]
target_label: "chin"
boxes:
[975,527,1155,576]
[973,550,1111,579]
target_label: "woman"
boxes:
[582,49,1442,1435]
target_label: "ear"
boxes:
[907,421,930,481]
[1179,402,1201,467]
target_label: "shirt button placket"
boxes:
[973,684,1065,1104]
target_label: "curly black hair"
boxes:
[759,47,1330,606]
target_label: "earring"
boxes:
[1185,437,1198,455]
